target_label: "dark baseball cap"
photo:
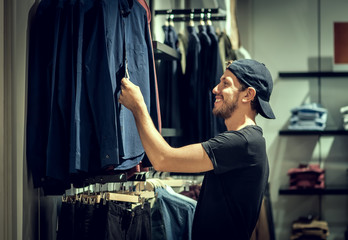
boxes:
[226,59,275,119]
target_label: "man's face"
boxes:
[212,70,243,119]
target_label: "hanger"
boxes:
[206,12,212,26]
[189,12,194,27]
[150,178,168,188]
[199,12,205,26]
[94,179,155,204]
[146,178,163,189]
[160,179,186,188]
[104,192,140,203]
[136,190,155,199]
[133,179,155,199]
[165,14,169,26]
[169,14,174,27]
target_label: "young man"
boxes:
[118,59,275,239]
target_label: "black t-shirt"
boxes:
[192,125,269,240]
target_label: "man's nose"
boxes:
[212,84,219,94]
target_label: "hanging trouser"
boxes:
[105,201,152,240]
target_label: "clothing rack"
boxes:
[66,172,153,201]
[171,16,226,22]
[83,173,127,184]
[154,8,220,15]
[72,173,128,188]
[127,172,149,181]
[154,8,226,22]
[72,171,151,189]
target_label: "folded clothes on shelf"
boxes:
[340,105,348,114]
[291,216,329,240]
[288,103,328,131]
[287,164,325,189]
[340,105,348,130]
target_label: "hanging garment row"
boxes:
[155,8,251,70]
[157,13,238,146]
[56,178,199,240]
[26,0,161,194]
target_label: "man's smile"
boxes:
[214,96,223,105]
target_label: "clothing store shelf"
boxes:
[153,41,180,61]
[279,71,348,78]
[279,129,348,136]
[279,186,348,195]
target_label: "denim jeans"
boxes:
[105,201,151,240]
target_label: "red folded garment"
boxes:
[288,164,325,189]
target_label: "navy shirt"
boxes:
[193,125,269,240]
[182,26,200,145]
[27,0,161,192]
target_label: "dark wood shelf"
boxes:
[279,186,348,195]
[279,71,348,78]
[279,128,348,136]
[153,41,180,61]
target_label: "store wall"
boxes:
[1,0,40,239]
[249,0,348,239]
[0,0,6,239]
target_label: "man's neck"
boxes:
[224,113,256,131]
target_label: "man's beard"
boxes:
[212,94,239,119]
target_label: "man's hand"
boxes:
[118,78,146,113]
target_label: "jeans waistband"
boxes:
[108,200,150,216]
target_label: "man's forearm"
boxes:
[132,103,172,171]
[132,104,213,173]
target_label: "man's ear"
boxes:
[241,87,256,103]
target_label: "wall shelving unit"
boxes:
[277,70,348,220]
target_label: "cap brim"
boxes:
[258,97,276,119]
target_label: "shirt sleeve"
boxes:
[201,132,249,174]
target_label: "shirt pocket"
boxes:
[127,43,146,71]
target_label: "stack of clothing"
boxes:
[340,105,348,130]
[287,164,325,189]
[288,103,328,130]
[291,216,329,240]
